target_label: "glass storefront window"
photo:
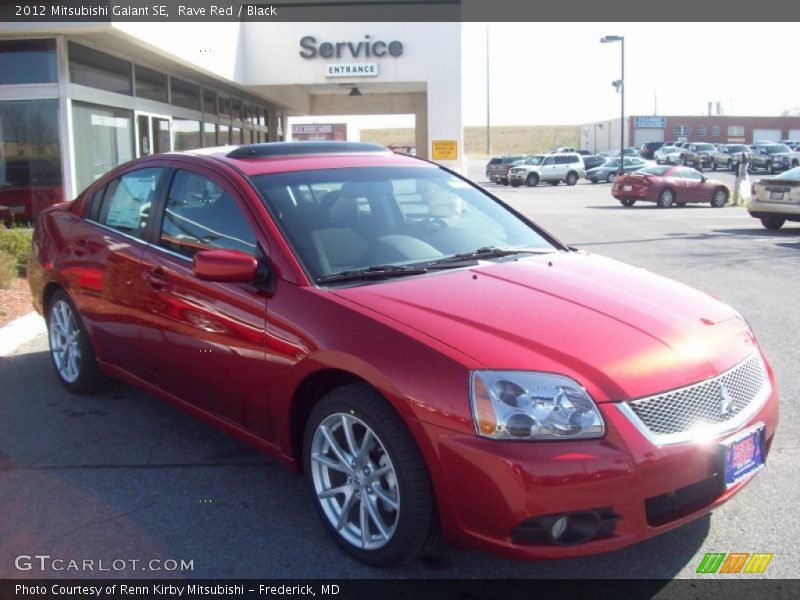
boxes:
[0,39,57,85]
[68,42,132,96]
[72,101,133,193]
[171,77,201,111]
[174,119,202,151]
[0,100,62,224]
[218,124,230,145]
[135,65,168,103]
[203,122,217,147]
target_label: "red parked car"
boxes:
[29,142,778,565]
[612,165,730,208]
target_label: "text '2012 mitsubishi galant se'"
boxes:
[29,142,778,566]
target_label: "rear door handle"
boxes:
[146,267,168,291]
[70,238,88,256]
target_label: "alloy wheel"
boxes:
[310,413,399,550]
[49,299,81,383]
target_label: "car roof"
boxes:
[179,142,431,176]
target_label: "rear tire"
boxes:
[657,188,675,208]
[766,162,774,175]
[760,217,785,230]
[526,173,539,187]
[304,384,438,566]
[606,172,616,183]
[46,290,106,395]
[510,182,520,188]
[565,172,578,186]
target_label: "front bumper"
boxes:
[419,380,778,560]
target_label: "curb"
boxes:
[0,311,47,358]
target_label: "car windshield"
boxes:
[488,158,502,165]
[660,146,678,152]
[766,145,791,154]
[604,159,621,168]
[502,156,523,164]
[695,144,715,151]
[727,145,748,152]
[638,166,672,176]
[249,166,558,283]
[524,155,545,165]
[773,166,800,179]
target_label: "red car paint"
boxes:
[28,147,778,561]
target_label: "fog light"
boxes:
[546,511,601,546]
[550,515,569,540]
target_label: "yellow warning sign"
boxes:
[432,140,458,160]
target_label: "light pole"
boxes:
[486,26,491,156]
[601,35,624,173]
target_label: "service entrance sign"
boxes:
[432,140,457,160]
[325,63,378,77]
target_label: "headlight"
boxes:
[470,371,605,440]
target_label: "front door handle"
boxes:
[146,267,168,291]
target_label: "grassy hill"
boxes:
[359,125,581,157]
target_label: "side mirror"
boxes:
[193,249,258,283]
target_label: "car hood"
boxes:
[331,252,756,402]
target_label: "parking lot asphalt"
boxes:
[1,161,798,579]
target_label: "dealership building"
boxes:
[582,115,800,153]
[0,21,462,213]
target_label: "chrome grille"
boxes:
[622,354,769,445]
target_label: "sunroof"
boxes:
[226,141,390,158]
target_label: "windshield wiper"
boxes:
[317,264,428,284]
[426,246,552,265]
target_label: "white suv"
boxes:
[508,153,585,187]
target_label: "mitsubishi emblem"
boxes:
[719,382,733,416]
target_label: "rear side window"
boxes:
[158,170,258,258]
[94,168,163,238]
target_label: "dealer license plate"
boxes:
[623,185,632,191]
[769,191,785,201]
[722,423,765,488]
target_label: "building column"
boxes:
[55,35,76,199]
[413,92,428,160]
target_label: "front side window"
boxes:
[543,157,556,166]
[677,168,703,181]
[249,166,556,281]
[94,168,163,238]
[159,170,257,258]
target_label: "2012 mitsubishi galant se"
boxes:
[29,142,779,566]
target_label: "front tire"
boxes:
[510,181,520,188]
[711,187,728,208]
[526,173,539,187]
[760,216,785,230]
[304,384,437,566]
[46,290,105,394]
[657,188,675,208]
[619,198,635,207]
[606,172,616,183]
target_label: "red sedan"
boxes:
[29,142,777,565]
[612,165,730,208]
